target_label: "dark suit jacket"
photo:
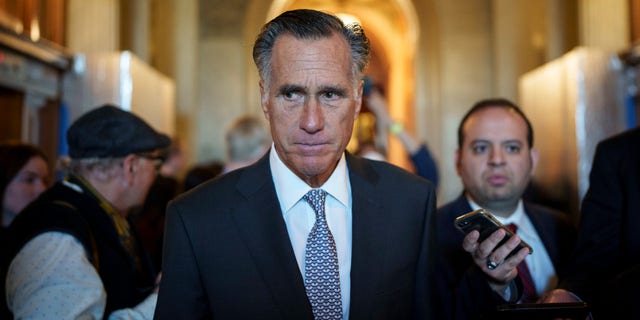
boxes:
[559,127,640,318]
[435,194,576,319]
[154,152,437,319]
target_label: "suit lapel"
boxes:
[230,154,313,320]
[346,154,387,319]
[451,194,473,217]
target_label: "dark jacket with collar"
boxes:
[559,127,640,318]
[154,151,438,319]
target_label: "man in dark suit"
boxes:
[543,127,640,319]
[435,99,576,319]
[154,9,437,320]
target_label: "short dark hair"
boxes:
[457,98,534,149]
[0,142,47,212]
[252,9,370,86]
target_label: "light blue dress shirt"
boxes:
[269,145,352,320]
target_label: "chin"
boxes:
[298,163,331,176]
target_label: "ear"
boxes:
[455,148,462,176]
[121,154,138,186]
[354,79,363,119]
[259,80,270,121]
[529,147,539,176]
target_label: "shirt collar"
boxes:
[466,196,526,225]
[269,144,350,212]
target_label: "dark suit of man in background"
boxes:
[154,9,437,320]
[435,99,576,319]
[544,126,640,319]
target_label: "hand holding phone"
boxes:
[454,209,533,259]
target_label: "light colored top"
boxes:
[6,232,157,319]
[270,146,352,320]
[468,198,557,296]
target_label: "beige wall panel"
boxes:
[432,0,494,204]
[197,37,249,162]
[520,47,626,219]
[66,0,119,53]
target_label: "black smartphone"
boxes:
[454,209,533,258]
[494,302,589,320]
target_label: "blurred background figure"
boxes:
[0,142,49,234]
[353,111,387,161]
[222,115,271,174]
[437,99,576,319]
[2,105,169,319]
[157,138,187,179]
[359,77,440,188]
[182,161,224,192]
[543,126,640,319]
[134,138,186,271]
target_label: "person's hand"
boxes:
[364,90,393,127]
[462,228,530,294]
[539,288,580,303]
[539,289,591,320]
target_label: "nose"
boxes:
[488,147,506,166]
[34,179,47,194]
[300,98,324,133]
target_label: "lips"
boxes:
[487,174,508,185]
[295,142,330,155]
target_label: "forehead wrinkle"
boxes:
[272,33,351,75]
[285,56,346,75]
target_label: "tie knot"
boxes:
[303,189,327,218]
[506,223,518,233]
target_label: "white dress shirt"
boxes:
[6,232,157,319]
[269,146,352,320]
[468,198,557,295]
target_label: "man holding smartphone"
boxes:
[434,98,577,319]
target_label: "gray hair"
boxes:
[253,9,370,89]
[66,157,124,180]
[226,115,271,162]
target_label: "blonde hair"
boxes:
[225,116,271,162]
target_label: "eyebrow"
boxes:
[318,85,347,96]
[276,84,348,96]
[469,139,524,145]
[501,139,523,145]
[277,84,306,95]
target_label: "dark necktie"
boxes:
[506,223,538,303]
[303,189,343,320]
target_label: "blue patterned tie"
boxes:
[303,189,343,320]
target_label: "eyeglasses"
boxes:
[135,153,165,173]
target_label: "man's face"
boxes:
[260,33,362,187]
[456,107,538,212]
[125,153,162,210]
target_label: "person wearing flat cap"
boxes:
[1,105,170,319]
